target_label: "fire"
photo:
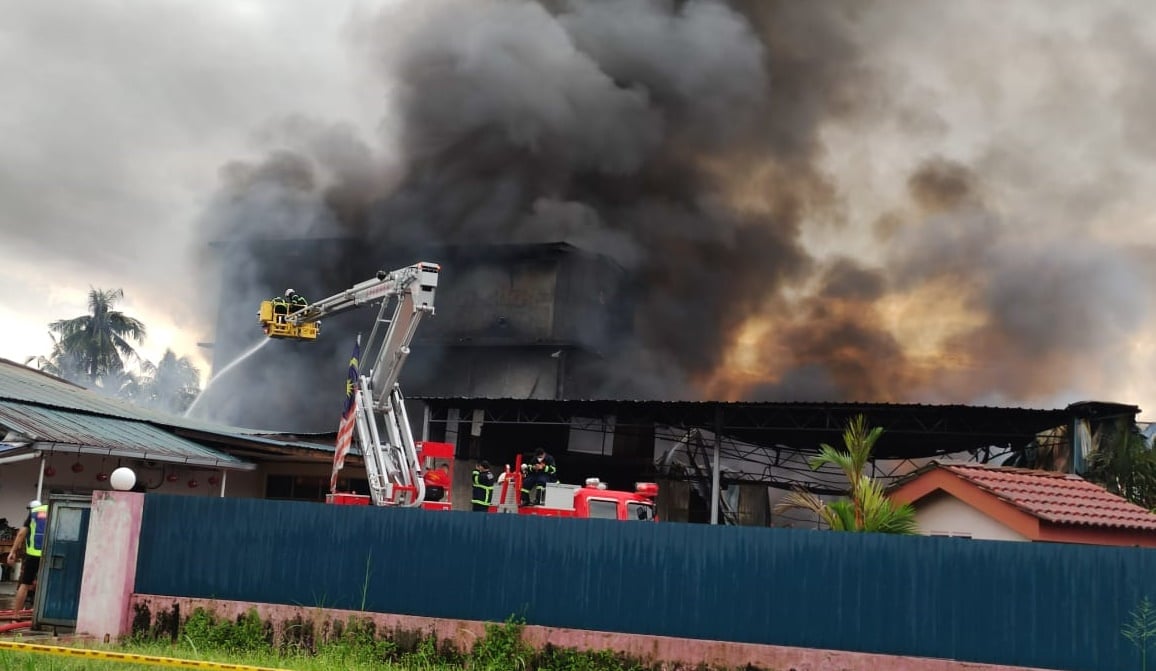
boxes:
[700,276,990,401]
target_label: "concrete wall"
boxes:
[76,491,144,642]
[914,491,1028,542]
[128,595,1053,671]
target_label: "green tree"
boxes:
[1087,418,1156,510]
[47,288,146,388]
[25,333,85,382]
[774,414,919,534]
[126,349,202,414]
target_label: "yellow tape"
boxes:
[0,640,290,670]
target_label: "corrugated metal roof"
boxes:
[0,359,143,418]
[0,358,292,435]
[411,395,1140,415]
[0,401,251,468]
[0,359,335,457]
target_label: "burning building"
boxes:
[187,1,1151,432]
[199,237,633,430]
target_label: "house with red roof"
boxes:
[888,462,1156,547]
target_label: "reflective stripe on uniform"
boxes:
[472,470,494,505]
[26,505,47,557]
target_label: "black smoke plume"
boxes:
[189,0,1152,430]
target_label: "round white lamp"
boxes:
[109,467,136,492]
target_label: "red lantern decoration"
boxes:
[71,462,84,473]
[96,472,109,482]
[44,466,56,477]
[166,473,179,483]
[187,479,199,489]
[208,475,219,486]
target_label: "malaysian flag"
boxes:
[330,336,361,494]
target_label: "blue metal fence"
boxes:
[135,494,1156,671]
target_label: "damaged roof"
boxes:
[414,396,1141,459]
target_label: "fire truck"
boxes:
[258,262,658,521]
[492,453,658,521]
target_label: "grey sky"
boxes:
[3,0,1156,420]
[0,0,378,368]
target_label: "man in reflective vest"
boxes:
[471,461,495,512]
[6,500,47,610]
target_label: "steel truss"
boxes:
[416,398,1138,493]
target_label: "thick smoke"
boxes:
[189,0,1156,429]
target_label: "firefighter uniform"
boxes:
[471,462,495,512]
[287,290,308,312]
[271,296,290,318]
[522,450,557,505]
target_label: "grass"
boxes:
[0,609,682,671]
[0,639,451,670]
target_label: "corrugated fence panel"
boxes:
[135,495,1156,671]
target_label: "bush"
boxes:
[182,607,268,653]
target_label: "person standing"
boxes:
[471,461,495,512]
[6,500,47,611]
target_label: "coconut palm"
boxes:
[128,349,202,414]
[24,334,85,382]
[48,288,146,387]
[774,414,918,534]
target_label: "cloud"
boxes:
[6,0,1156,428]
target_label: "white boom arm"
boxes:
[288,261,440,507]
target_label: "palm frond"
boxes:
[773,488,851,530]
[779,415,916,535]
[44,288,147,385]
[773,488,828,517]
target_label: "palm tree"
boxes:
[1087,417,1156,510]
[129,349,202,414]
[48,288,146,387]
[25,334,85,381]
[774,414,919,534]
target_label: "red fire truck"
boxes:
[330,441,659,521]
[490,452,657,520]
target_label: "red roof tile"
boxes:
[939,463,1156,531]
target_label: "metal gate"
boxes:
[33,495,91,628]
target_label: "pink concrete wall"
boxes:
[76,491,144,642]
[132,595,1056,671]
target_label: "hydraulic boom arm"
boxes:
[257,261,440,507]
